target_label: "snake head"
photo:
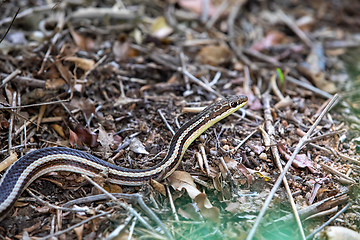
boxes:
[207,95,248,120]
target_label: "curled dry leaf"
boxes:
[150,179,166,196]
[168,171,220,222]
[64,56,95,72]
[69,125,98,147]
[278,144,317,173]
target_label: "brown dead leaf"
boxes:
[64,56,95,72]
[278,144,317,173]
[69,98,96,120]
[68,24,94,51]
[224,156,253,186]
[196,45,232,66]
[150,179,166,196]
[194,193,220,223]
[70,125,98,147]
[168,171,220,222]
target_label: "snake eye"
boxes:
[231,102,237,108]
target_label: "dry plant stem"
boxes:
[0,143,38,154]
[0,69,21,87]
[0,8,20,43]
[82,176,174,240]
[199,144,210,176]
[286,76,333,99]
[319,163,355,183]
[206,0,229,29]
[305,203,351,240]
[227,1,254,69]
[309,142,360,165]
[232,129,257,153]
[166,185,180,222]
[25,189,89,213]
[37,210,112,240]
[158,109,175,136]
[8,92,16,151]
[0,152,17,172]
[128,217,137,240]
[277,9,313,48]
[244,66,251,93]
[0,73,46,88]
[81,175,154,232]
[270,74,285,100]
[38,11,65,74]
[82,55,107,80]
[268,192,348,226]
[182,69,223,98]
[262,93,306,240]
[106,215,133,240]
[0,5,54,26]
[304,206,338,220]
[179,52,191,91]
[246,93,340,240]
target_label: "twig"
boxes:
[262,93,306,240]
[105,215,133,240]
[167,185,180,222]
[0,8,20,43]
[158,109,175,136]
[81,175,155,232]
[37,210,112,240]
[227,1,254,69]
[246,93,340,240]
[286,76,333,99]
[277,9,312,48]
[182,69,223,98]
[319,163,355,183]
[0,69,21,88]
[305,203,351,240]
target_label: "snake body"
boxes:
[0,95,248,220]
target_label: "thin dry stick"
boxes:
[305,203,351,240]
[166,185,180,222]
[81,175,154,232]
[182,69,223,98]
[158,109,175,135]
[0,69,21,87]
[37,210,112,240]
[246,93,340,240]
[262,93,306,240]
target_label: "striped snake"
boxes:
[0,95,248,220]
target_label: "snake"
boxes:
[0,95,248,220]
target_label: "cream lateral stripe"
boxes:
[0,165,101,212]
[0,95,249,220]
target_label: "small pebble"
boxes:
[259,152,267,161]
